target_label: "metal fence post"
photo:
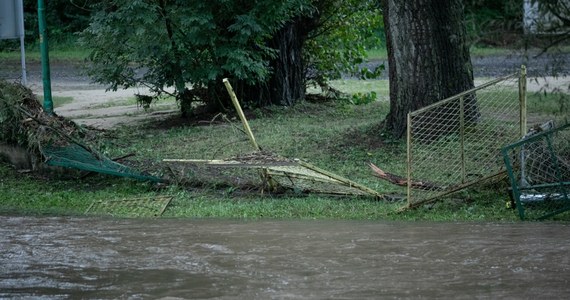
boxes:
[406,113,412,208]
[38,0,53,114]
[519,65,527,138]
[460,96,466,183]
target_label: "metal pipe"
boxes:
[519,65,527,138]
[38,0,53,114]
[17,0,27,85]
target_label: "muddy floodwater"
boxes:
[1,217,569,299]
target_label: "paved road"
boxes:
[2,52,569,85]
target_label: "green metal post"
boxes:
[38,0,53,114]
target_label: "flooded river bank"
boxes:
[1,216,569,299]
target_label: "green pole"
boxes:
[38,0,53,114]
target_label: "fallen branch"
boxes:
[369,162,444,191]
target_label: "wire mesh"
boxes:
[85,196,173,217]
[43,144,162,182]
[406,72,524,208]
[164,153,381,198]
[502,123,570,220]
[267,164,379,197]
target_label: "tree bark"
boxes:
[381,0,475,138]
[234,16,316,107]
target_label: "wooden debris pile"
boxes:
[0,80,96,169]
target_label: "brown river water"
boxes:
[1,216,569,299]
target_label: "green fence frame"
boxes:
[502,123,570,220]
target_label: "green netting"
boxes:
[42,144,162,182]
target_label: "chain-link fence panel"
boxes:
[406,70,526,208]
[502,123,570,220]
[164,152,382,198]
[85,196,173,217]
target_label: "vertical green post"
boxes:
[38,0,53,114]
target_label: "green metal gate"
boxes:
[502,123,570,220]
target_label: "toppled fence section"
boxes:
[165,152,383,198]
[85,196,173,217]
[405,68,527,208]
[502,123,570,220]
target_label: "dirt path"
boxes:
[49,86,177,129]
[22,80,178,129]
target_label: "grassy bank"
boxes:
[366,46,515,60]
[0,40,89,62]
[1,83,534,221]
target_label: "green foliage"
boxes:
[304,0,384,88]
[79,0,383,113]
[4,78,567,221]
[80,0,314,106]
[350,91,377,105]
[464,0,523,46]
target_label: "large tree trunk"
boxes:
[381,0,475,138]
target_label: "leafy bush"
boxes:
[304,0,383,88]
[80,1,313,111]
[350,91,377,105]
[79,0,384,115]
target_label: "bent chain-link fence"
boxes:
[406,67,527,208]
[502,123,570,220]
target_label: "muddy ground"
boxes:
[1,52,569,129]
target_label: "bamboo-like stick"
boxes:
[296,160,383,199]
[158,196,173,216]
[398,171,507,211]
[162,159,296,167]
[222,78,277,191]
[266,170,342,184]
[223,78,260,151]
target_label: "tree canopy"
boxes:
[79,0,382,115]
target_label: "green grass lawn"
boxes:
[364,45,570,60]
[0,41,89,62]
[0,89,524,221]
[1,61,567,220]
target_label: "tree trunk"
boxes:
[234,17,315,107]
[381,0,475,138]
